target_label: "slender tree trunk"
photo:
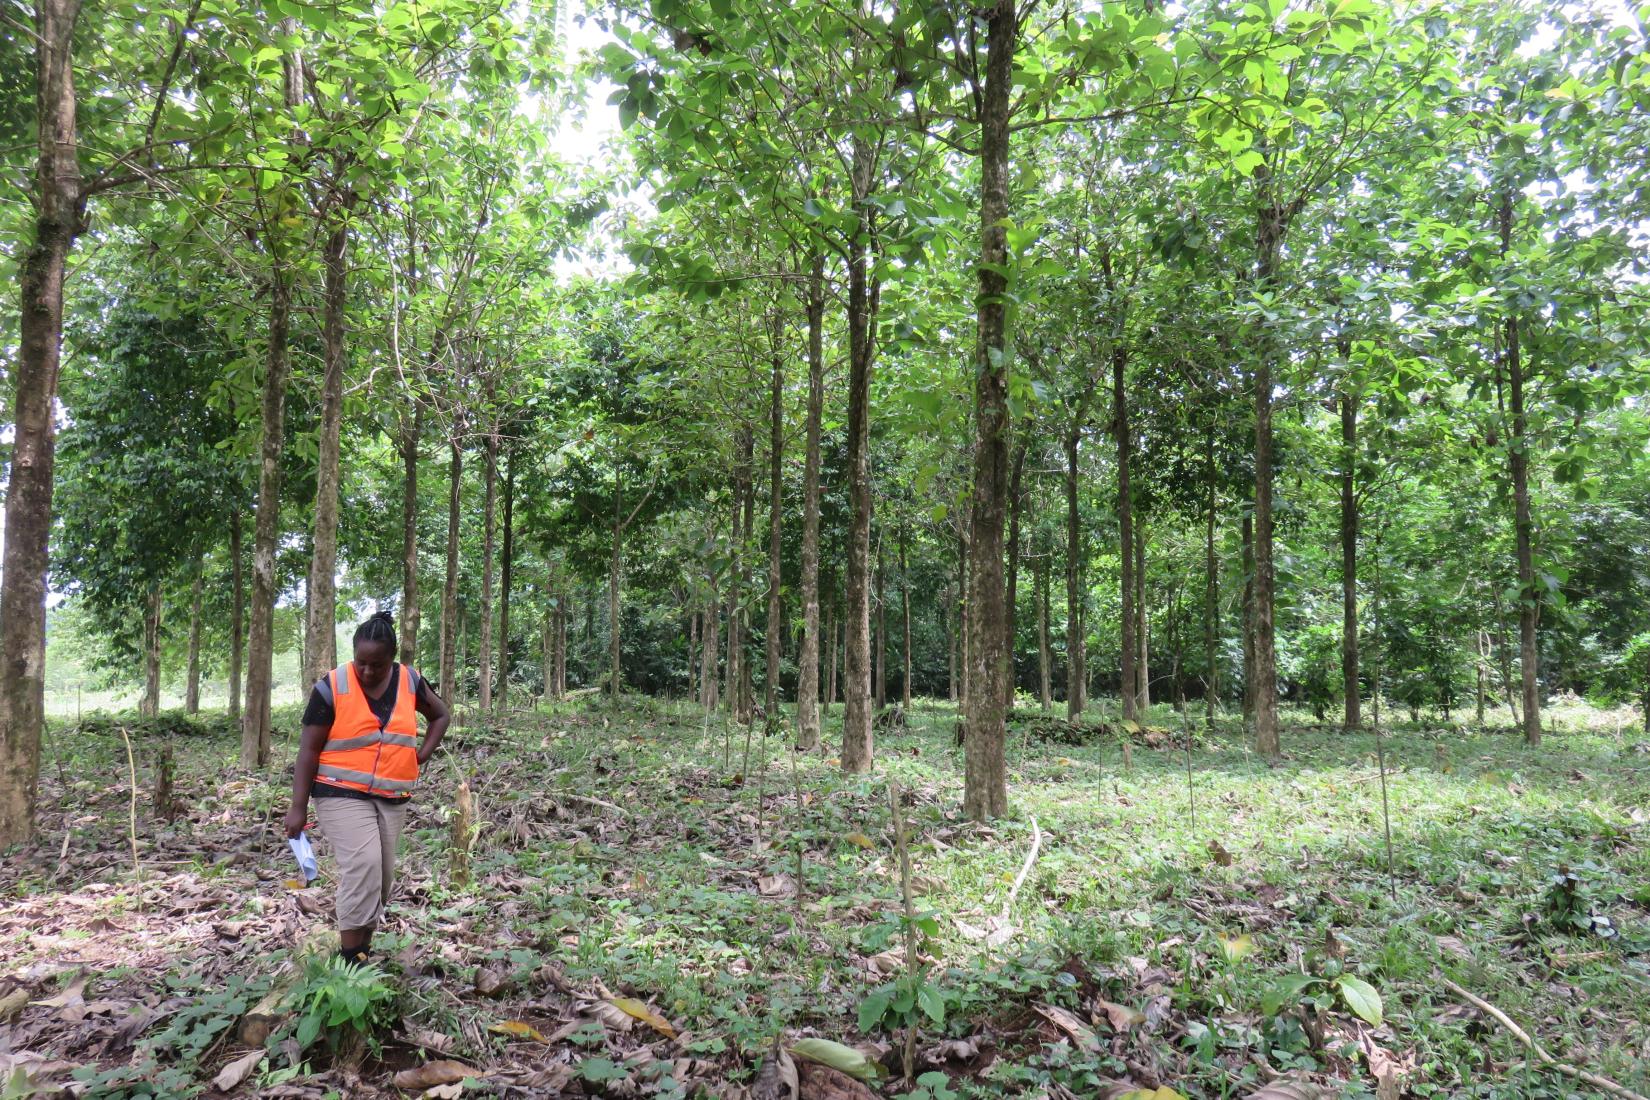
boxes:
[1204,433,1218,728]
[946,591,957,703]
[1136,522,1150,711]
[1004,436,1028,707]
[875,537,887,712]
[304,220,350,688]
[1500,191,1541,746]
[962,0,1017,820]
[476,430,497,711]
[701,559,720,711]
[186,555,204,714]
[842,135,878,774]
[400,401,422,665]
[1340,384,1361,730]
[797,252,826,748]
[901,526,912,711]
[608,471,623,706]
[242,270,292,769]
[1114,348,1136,725]
[1475,630,1488,728]
[825,606,838,716]
[542,578,554,703]
[229,508,244,723]
[498,451,515,707]
[0,0,83,842]
[1038,555,1053,711]
[142,584,163,717]
[1242,511,1256,729]
[1252,202,1289,760]
[766,327,784,719]
[959,530,970,711]
[740,442,755,721]
[439,436,462,702]
[556,595,567,696]
[1066,423,1088,720]
[725,455,742,715]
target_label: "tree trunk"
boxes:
[1242,511,1256,729]
[901,526,912,711]
[725,449,744,716]
[825,605,838,716]
[1004,435,1028,707]
[186,555,204,714]
[1066,423,1087,720]
[542,578,554,703]
[962,0,1016,821]
[740,443,755,722]
[1038,554,1053,710]
[400,401,422,666]
[498,450,515,709]
[556,593,567,696]
[1136,522,1150,712]
[439,436,462,702]
[797,252,826,748]
[766,326,784,719]
[0,0,83,842]
[142,584,163,717]
[841,134,878,774]
[946,589,957,703]
[479,430,498,712]
[701,557,720,711]
[1340,385,1361,730]
[875,537,887,712]
[229,508,244,722]
[304,220,350,688]
[608,470,623,706]
[1252,202,1288,760]
[1500,190,1541,746]
[1204,433,1219,728]
[1114,345,1136,724]
[242,270,293,769]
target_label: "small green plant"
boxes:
[1543,863,1618,938]
[1262,966,1384,1027]
[898,1071,960,1100]
[290,955,397,1053]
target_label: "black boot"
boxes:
[337,945,368,968]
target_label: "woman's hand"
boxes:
[283,805,308,839]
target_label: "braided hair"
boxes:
[354,610,397,653]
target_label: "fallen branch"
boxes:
[1440,976,1649,1100]
[1002,816,1042,920]
[558,793,630,817]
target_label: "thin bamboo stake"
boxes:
[888,782,919,1082]
[118,726,142,911]
[1372,528,1397,901]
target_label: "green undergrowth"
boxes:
[8,697,1649,1098]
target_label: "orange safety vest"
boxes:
[315,662,420,797]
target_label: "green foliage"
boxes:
[288,955,398,1054]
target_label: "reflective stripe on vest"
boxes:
[315,662,419,797]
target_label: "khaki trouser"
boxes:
[313,795,408,930]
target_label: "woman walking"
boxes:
[284,611,452,964]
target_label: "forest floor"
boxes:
[2,696,1647,1100]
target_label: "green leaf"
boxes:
[1337,975,1383,1026]
[857,989,892,1033]
[1232,150,1265,176]
[917,983,945,1025]
[1262,973,1321,1016]
[789,1038,880,1082]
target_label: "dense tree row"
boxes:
[2,0,1647,841]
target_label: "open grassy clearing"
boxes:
[2,698,1647,1099]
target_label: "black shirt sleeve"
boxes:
[301,682,335,728]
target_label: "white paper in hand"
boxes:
[288,830,319,885]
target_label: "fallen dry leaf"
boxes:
[1095,998,1146,1032]
[473,965,510,998]
[391,1060,488,1090]
[1034,1003,1100,1051]
[1242,1076,1329,1099]
[212,1049,264,1092]
[607,996,677,1039]
[758,873,797,898]
[752,1043,799,1100]
[797,1061,877,1100]
[488,1020,547,1043]
[0,987,28,1022]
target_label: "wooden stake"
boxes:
[888,782,919,1082]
